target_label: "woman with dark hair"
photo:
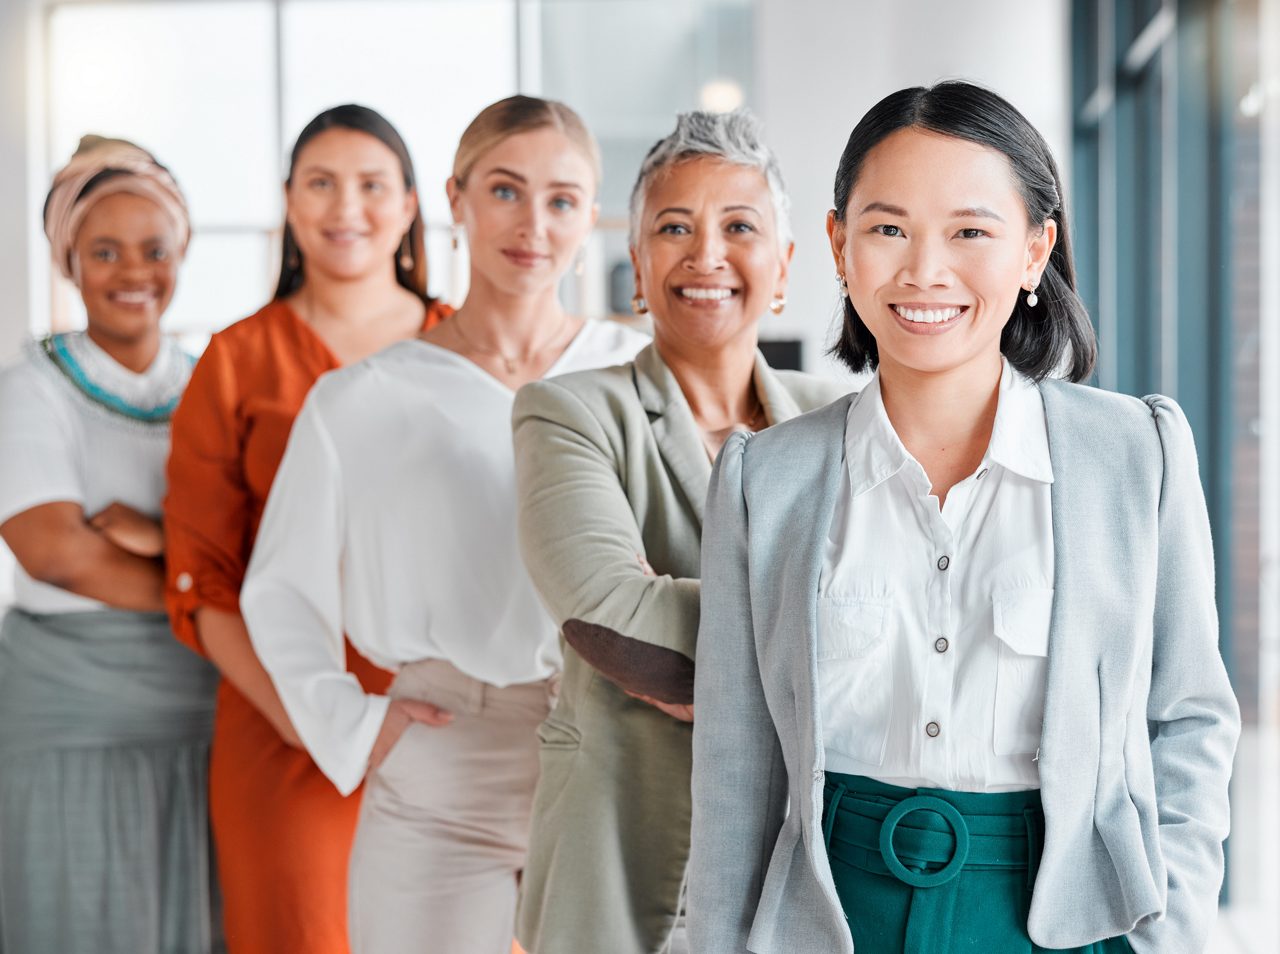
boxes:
[241,95,647,954]
[689,82,1238,954]
[162,104,450,953]
[0,136,219,952]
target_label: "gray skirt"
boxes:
[0,608,222,954]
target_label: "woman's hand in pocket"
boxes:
[368,698,454,770]
[626,689,693,723]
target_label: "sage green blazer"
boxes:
[511,343,844,954]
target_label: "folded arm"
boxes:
[513,379,700,702]
[1,502,165,610]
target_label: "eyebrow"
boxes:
[297,165,391,177]
[857,200,1005,222]
[87,236,170,246]
[655,204,762,217]
[953,206,1005,222]
[486,167,585,191]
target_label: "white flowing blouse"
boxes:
[0,333,191,614]
[818,359,1055,792]
[242,321,649,795]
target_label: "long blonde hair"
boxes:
[452,95,601,192]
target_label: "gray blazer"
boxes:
[688,381,1240,954]
[513,343,844,954]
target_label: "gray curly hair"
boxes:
[628,109,792,249]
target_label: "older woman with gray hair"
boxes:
[512,110,843,954]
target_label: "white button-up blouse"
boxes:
[818,359,1055,792]
[241,321,649,796]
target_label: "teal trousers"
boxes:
[822,773,1132,954]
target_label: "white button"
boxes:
[934,636,949,654]
[925,721,941,738]
[176,572,194,593]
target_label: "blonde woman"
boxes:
[242,96,648,954]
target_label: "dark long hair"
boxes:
[829,82,1096,383]
[274,104,431,305]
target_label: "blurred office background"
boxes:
[0,1,1275,950]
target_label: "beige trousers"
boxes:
[348,659,552,954]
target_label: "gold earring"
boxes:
[398,236,413,271]
[574,252,586,277]
[450,226,461,251]
[630,295,649,315]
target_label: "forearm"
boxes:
[196,606,302,747]
[2,508,165,611]
[59,542,165,610]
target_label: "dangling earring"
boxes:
[836,273,849,298]
[1026,283,1039,308]
[450,225,461,251]
[574,250,586,277]
[398,235,414,271]
[286,247,300,270]
[769,296,787,315]
[630,295,649,315]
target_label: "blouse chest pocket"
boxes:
[991,588,1054,756]
[817,596,894,766]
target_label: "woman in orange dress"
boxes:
[163,104,449,953]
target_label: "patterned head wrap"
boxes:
[43,135,191,285]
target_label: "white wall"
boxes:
[0,0,42,367]
[754,0,1071,380]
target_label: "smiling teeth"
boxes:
[111,291,156,304]
[681,288,734,300]
[893,305,963,324]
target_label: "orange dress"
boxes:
[163,299,449,953]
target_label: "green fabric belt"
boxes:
[822,772,1044,890]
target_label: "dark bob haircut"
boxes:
[274,104,433,307]
[829,81,1096,383]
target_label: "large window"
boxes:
[39,0,753,347]
[1073,1,1277,949]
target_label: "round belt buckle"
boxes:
[878,795,970,888]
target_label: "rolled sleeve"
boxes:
[163,334,255,654]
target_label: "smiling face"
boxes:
[828,127,1055,380]
[632,156,791,360]
[285,127,417,283]
[73,191,180,349]
[447,126,598,297]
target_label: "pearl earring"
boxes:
[769,296,787,315]
[1026,284,1039,308]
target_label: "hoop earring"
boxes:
[769,296,787,315]
[630,295,649,316]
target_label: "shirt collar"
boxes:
[843,358,1054,499]
[844,373,913,498]
[987,359,1054,484]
